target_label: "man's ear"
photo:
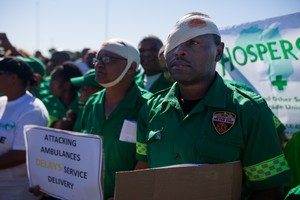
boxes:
[215,42,224,62]
[127,62,137,74]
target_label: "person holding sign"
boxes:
[80,38,152,200]
[0,57,49,199]
[135,12,291,199]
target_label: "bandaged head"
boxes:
[164,12,220,57]
[97,38,140,88]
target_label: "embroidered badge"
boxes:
[212,111,236,135]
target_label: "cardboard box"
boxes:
[115,162,242,200]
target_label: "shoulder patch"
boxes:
[212,111,236,135]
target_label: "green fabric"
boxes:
[244,154,289,181]
[134,71,144,88]
[81,83,152,200]
[136,73,291,196]
[224,79,286,136]
[273,114,286,136]
[285,185,300,200]
[135,72,173,93]
[35,76,52,101]
[17,56,46,76]
[70,69,102,88]
[284,131,300,189]
[72,104,84,132]
[42,94,80,127]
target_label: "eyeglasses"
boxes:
[93,56,126,65]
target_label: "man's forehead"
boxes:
[97,49,117,56]
[189,34,213,40]
[139,40,161,50]
[97,49,125,59]
[51,73,65,80]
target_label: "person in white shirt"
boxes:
[0,57,49,200]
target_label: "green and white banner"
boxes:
[216,12,300,135]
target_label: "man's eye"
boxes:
[188,40,199,45]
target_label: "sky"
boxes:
[0,0,300,57]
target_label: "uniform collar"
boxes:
[202,73,227,108]
[120,83,141,109]
[161,73,227,111]
[99,83,141,109]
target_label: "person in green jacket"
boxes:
[136,12,291,200]
[80,38,152,200]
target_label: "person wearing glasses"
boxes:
[0,57,49,199]
[80,38,152,200]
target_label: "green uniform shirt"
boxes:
[72,104,84,132]
[224,79,286,136]
[35,76,52,100]
[135,72,173,93]
[284,131,300,189]
[136,73,291,194]
[42,94,80,127]
[81,83,152,200]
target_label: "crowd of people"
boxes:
[0,11,299,200]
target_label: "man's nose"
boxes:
[173,44,187,57]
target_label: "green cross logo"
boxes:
[272,75,287,91]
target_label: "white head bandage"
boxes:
[164,13,220,56]
[98,38,140,88]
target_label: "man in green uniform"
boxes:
[136,12,291,199]
[80,38,152,200]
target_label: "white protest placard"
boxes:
[216,12,300,135]
[24,125,103,200]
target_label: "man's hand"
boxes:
[0,33,14,49]
[29,185,49,197]
[0,32,25,56]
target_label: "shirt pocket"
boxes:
[108,139,136,171]
[196,136,242,164]
[146,129,163,162]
